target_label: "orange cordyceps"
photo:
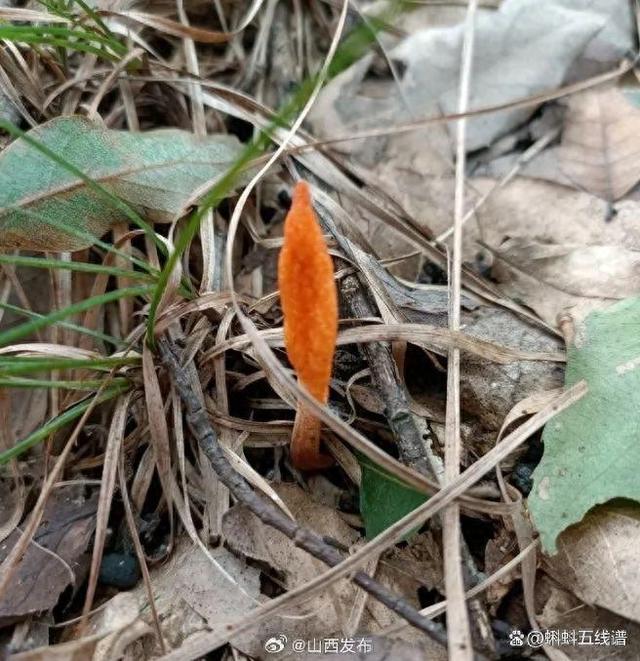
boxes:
[277,180,338,470]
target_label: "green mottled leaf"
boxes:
[359,454,427,540]
[529,297,640,553]
[0,115,245,252]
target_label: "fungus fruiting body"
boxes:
[277,181,338,470]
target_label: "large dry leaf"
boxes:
[0,115,245,252]
[544,503,640,624]
[313,0,630,154]
[392,0,628,151]
[558,87,640,201]
[402,176,640,263]
[491,238,640,326]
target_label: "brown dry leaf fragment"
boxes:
[536,579,640,660]
[349,383,386,416]
[490,238,640,326]
[484,528,519,613]
[0,486,98,624]
[11,593,148,660]
[558,87,640,202]
[221,483,360,657]
[421,177,640,263]
[360,531,445,659]
[543,503,640,624]
[126,537,259,655]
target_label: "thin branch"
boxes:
[338,272,433,474]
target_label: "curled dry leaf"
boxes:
[558,87,640,202]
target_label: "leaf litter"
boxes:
[0,1,637,660]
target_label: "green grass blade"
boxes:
[0,376,130,390]
[0,355,138,375]
[0,285,150,347]
[0,384,127,465]
[0,301,128,348]
[70,0,116,41]
[0,31,121,60]
[0,253,156,281]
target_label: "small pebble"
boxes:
[99,553,140,589]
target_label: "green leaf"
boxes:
[529,297,640,553]
[359,454,427,540]
[0,115,246,252]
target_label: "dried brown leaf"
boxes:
[537,580,640,660]
[544,503,640,624]
[11,593,148,660]
[0,487,97,624]
[559,87,640,201]
[123,538,259,656]
[490,238,640,325]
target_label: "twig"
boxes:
[339,274,432,473]
[158,336,448,650]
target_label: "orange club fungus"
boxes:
[277,180,338,470]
